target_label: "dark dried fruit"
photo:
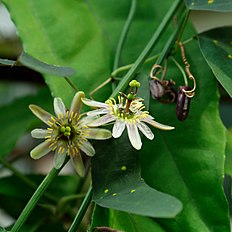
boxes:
[149,79,164,99]
[176,86,191,121]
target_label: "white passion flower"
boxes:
[29,91,111,176]
[82,80,174,150]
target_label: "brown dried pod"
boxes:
[176,86,191,121]
[149,79,164,99]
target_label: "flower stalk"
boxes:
[68,186,93,232]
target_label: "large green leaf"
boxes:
[185,0,232,12]
[90,206,166,232]
[92,132,182,218]
[198,27,232,98]
[0,87,52,158]
[141,40,230,231]
[2,0,112,105]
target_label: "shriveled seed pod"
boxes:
[176,86,191,121]
[149,79,164,99]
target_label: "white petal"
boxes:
[79,140,95,157]
[29,104,54,126]
[82,98,109,108]
[137,122,154,140]
[126,123,142,150]
[54,97,66,118]
[54,147,67,169]
[88,114,116,127]
[142,116,175,130]
[69,91,85,116]
[87,108,109,116]
[86,128,112,140]
[112,120,125,138]
[30,141,52,159]
[31,129,48,138]
[79,115,98,126]
[71,154,85,177]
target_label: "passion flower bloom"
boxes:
[29,91,111,176]
[82,80,174,150]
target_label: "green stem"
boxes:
[113,0,137,70]
[170,56,188,86]
[110,0,183,98]
[64,77,79,92]
[11,158,69,232]
[68,186,93,232]
[151,10,188,75]
[111,53,159,77]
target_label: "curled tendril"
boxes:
[182,75,196,98]
[179,41,196,98]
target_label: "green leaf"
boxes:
[91,206,166,232]
[198,27,232,98]
[0,87,52,158]
[18,51,75,77]
[2,0,112,104]
[225,129,232,176]
[141,40,230,231]
[185,0,232,12]
[92,132,182,218]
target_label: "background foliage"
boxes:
[0,0,232,231]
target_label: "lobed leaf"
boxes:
[92,132,182,218]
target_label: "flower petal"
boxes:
[54,147,67,169]
[31,129,48,139]
[88,114,116,127]
[54,97,66,118]
[71,154,85,177]
[87,108,109,116]
[86,128,112,140]
[29,104,54,126]
[126,123,142,150]
[112,120,125,138]
[82,98,109,108]
[79,115,99,126]
[69,91,85,116]
[142,116,175,130]
[137,122,154,140]
[79,140,95,157]
[30,141,52,159]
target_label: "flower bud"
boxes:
[149,79,164,99]
[176,86,191,121]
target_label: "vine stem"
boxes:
[113,0,137,71]
[110,0,183,98]
[11,158,69,232]
[68,186,93,232]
